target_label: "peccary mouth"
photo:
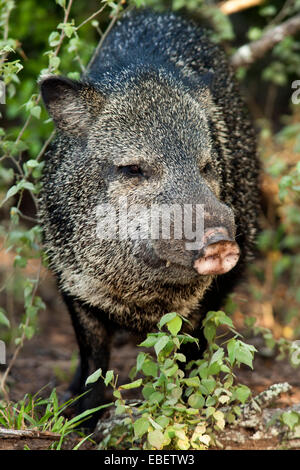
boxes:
[147,226,240,278]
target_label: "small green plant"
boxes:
[0,388,110,449]
[87,311,256,450]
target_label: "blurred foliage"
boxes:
[0,0,300,403]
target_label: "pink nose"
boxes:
[194,227,240,275]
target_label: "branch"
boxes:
[231,13,300,68]
[0,427,61,440]
[219,0,264,15]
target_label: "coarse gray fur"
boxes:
[38,9,261,424]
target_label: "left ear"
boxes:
[39,75,105,137]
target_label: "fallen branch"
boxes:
[231,13,300,68]
[0,427,61,440]
[219,0,264,15]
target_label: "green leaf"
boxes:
[142,383,156,400]
[120,379,142,390]
[282,411,300,430]
[183,376,200,388]
[235,385,251,404]
[155,415,170,429]
[154,335,170,357]
[188,393,205,409]
[227,338,237,366]
[24,325,35,340]
[139,335,158,348]
[149,391,164,405]
[167,315,182,336]
[4,184,19,202]
[25,159,40,169]
[210,347,224,365]
[235,342,255,369]
[113,390,121,399]
[19,181,36,192]
[174,353,186,362]
[136,352,147,372]
[204,323,216,343]
[201,378,216,394]
[48,31,60,47]
[104,370,114,386]
[205,395,216,406]
[158,312,177,329]
[142,359,158,377]
[164,363,178,377]
[14,255,27,268]
[49,55,60,70]
[148,429,164,449]
[30,105,41,119]
[134,417,149,438]
[0,309,10,328]
[85,368,102,386]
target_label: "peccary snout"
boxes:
[194,227,240,275]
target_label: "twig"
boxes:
[53,0,74,60]
[76,4,107,31]
[36,129,55,162]
[86,3,123,73]
[268,0,296,27]
[219,0,264,15]
[0,427,61,440]
[231,13,300,68]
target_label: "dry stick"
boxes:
[36,130,55,162]
[219,0,265,15]
[0,427,61,440]
[76,3,107,31]
[86,3,123,73]
[231,13,300,68]
[268,0,297,27]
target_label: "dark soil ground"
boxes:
[1,264,300,450]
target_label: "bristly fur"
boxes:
[38,9,261,424]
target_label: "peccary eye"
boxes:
[202,162,213,175]
[118,165,143,177]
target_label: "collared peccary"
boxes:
[39,9,260,427]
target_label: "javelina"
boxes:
[39,9,260,426]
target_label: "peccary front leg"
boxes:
[62,294,112,428]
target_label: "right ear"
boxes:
[39,75,105,137]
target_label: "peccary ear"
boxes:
[39,75,104,136]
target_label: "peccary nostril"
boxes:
[193,227,240,275]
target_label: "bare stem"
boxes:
[76,4,107,31]
[86,2,124,73]
[231,13,300,68]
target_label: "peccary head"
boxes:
[39,72,240,312]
